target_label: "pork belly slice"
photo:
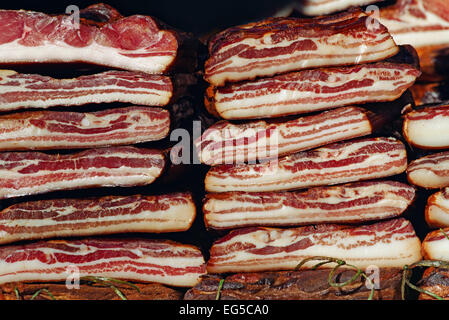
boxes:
[0,238,206,287]
[403,104,449,150]
[0,146,165,199]
[0,107,170,151]
[407,151,449,189]
[297,0,383,16]
[185,268,403,300]
[0,70,172,112]
[205,137,407,193]
[205,9,398,86]
[207,218,422,273]
[204,181,415,230]
[205,46,419,119]
[422,228,449,261]
[0,4,179,74]
[426,188,449,228]
[0,193,195,245]
[419,268,449,300]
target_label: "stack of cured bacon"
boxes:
[0,4,207,300]
[189,9,424,300]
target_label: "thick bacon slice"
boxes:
[0,238,206,287]
[205,137,407,193]
[0,5,178,74]
[407,152,449,189]
[0,107,169,151]
[205,48,419,119]
[207,218,422,273]
[422,228,449,261]
[426,188,449,228]
[0,193,195,245]
[297,0,383,16]
[0,70,172,111]
[204,181,416,230]
[205,9,399,86]
[0,147,165,199]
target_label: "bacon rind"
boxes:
[298,0,383,16]
[207,218,422,273]
[425,189,449,229]
[205,9,399,86]
[0,70,173,111]
[205,137,407,193]
[0,238,206,287]
[407,152,449,189]
[403,104,449,150]
[0,6,178,74]
[0,146,165,199]
[205,60,419,120]
[422,228,449,261]
[0,107,170,151]
[0,193,195,245]
[196,107,373,165]
[203,181,416,230]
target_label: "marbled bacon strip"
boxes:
[0,193,195,245]
[0,70,172,111]
[0,4,179,74]
[426,188,449,228]
[422,228,449,261]
[205,49,420,119]
[205,9,398,86]
[0,238,206,287]
[0,146,165,199]
[297,0,383,16]
[203,181,416,230]
[207,218,422,273]
[407,152,449,189]
[403,104,449,150]
[0,107,169,151]
[205,137,407,193]
[196,107,374,165]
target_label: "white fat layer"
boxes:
[405,117,449,148]
[423,239,449,261]
[299,0,379,16]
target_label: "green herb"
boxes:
[440,228,449,241]
[30,288,55,300]
[80,276,141,300]
[14,287,20,300]
[216,279,225,301]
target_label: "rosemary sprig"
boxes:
[80,276,140,300]
[295,256,375,300]
[14,286,20,300]
[216,279,225,300]
[30,288,56,300]
[440,228,449,241]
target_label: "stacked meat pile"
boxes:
[188,9,423,300]
[0,4,206,300]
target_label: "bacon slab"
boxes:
[410,82,449,106]
[0,4,179,74]
[205,137,407,193]
[0,107,169,151]
[0,147,165,199]
[0,193,195,245]
[196,107,375,165]
[426,188,449,228]
[403,104,449,150]
[205,48,419,119]
[207,218,422,273]
[0,70,172,111]
[422,228,449,261]
[0,238,206,287]
[407,152,449,189]
[204,181,415,230]
[297,0,383,16]
[205,9,399,86]
[419,268,449,300]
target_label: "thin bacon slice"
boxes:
[422,228,449,261]
[297,0,383,16]
[0,146,165,199]
[426,188,449,228]
[204,181,416,230]
[0,193,195,245]
[205,137,407,193]
[0,238,206,287]
[407,152,449,189]
[0,4,179,74]
[205,9,398,86]
[205,48,420,119]
[0,107,169,151]
[0,70,172,111]
[207,218,422,273]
